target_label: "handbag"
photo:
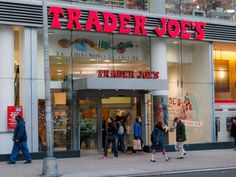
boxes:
[133,139,141,150]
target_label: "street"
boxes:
[126,169,236,177]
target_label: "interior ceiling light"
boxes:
[226,9,235,13]
[104,59,111,63]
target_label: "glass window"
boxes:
[167,39,212,144]
[47,0,149,11]
[38,29,73,152]
[113,35,150,72]
[214,60,230,92]
[213,42,236,101]
[165,0,236,21]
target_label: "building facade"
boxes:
[0,0,236,156]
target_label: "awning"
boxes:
[69,77,168,91]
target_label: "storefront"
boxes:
[0,1,236,157]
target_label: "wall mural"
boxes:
[58,38,133,54]
[154,94,203,129]
[168,95,203,128]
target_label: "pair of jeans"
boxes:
[117,133,126,152]
[176,141,186,157]
[104,136,118,157]
[9,141,31,162]
[234,136,236,147]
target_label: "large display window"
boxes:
[214,42,236,102]
[167,39,213,144]
[165,0,236,21]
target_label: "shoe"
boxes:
[150,160,156,162]
[177,156,184,159]
[113,157,119,160]
[183,152,187,156]
[24,160,32,164]
[166,157,172,162]
[7,161,15,164]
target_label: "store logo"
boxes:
[97,70,159,79]
[48,6,206,40]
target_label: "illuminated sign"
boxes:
[97,70,159,79]
[48,7,206,40]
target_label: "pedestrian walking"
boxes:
[117,121,126,153]
[8,115,32,164]
[150,122,171,162]
[173,117,187,159]
[133,116,144,154]
[103,117,118,159]
[230,117,236,150]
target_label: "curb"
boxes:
[116,166,236,177]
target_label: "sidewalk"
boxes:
[0,149,236,177]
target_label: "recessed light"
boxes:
[104,59,111,63]
[56,56,62,59]
[121,60,127,63]
[57,62,62,65]
[89,59,96,61]
[57,73,62,75]
[57,69,62,72]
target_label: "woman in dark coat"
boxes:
[103,117,118,159]
[150,122,171,162]
[230,117,236,150]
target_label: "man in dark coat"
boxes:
[174,117,187,159]
[8,115,32,164]
[230,117,236,150]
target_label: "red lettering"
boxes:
[154,18,167,37]
[85,11,103,32]
[167,19,180,38]
[137,71,144,79]
[133,15,147,36]
[116,70,123,78]
[110,70,117,78]
[103,70,110,77]
[195,22,206,40]
[67,8,83,30]
[180,20,191,39]
[153,72,159,79]
[130,71,135,78]
[123,71,129,78]
[103,12,117,33]
[97,70,103,77]
[119,14,131,34]
[144,72,152,79]
[48,7,64,28]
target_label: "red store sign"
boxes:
[48,7,206,40]
[97,70,159,79]
[7,106,23,129]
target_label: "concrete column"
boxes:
[149,0,165,14]
[20,27,38,152]
[0,26,15,154]
[151,38,169,126]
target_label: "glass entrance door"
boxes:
[78,98,102,154]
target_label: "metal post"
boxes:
[42,0,59,176]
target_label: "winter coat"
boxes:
[13,119,27,142]
[151,127,166,150]
[230,123,236,137]
[133,122,141,138]
[107,122,117,139]
[176,120,186,142]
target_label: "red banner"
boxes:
[7,106,23,129]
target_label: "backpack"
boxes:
[151,129,160,145]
